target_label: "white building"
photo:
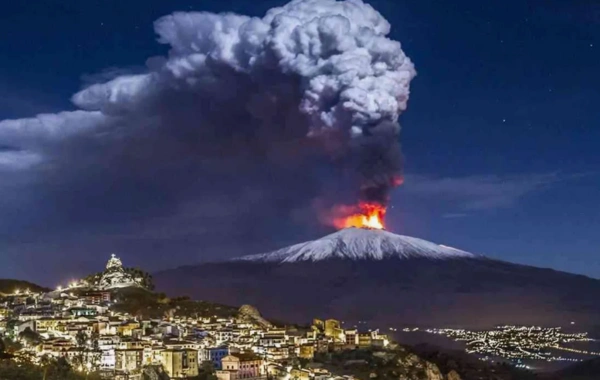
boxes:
[98,336,120,370]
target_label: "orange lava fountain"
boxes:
[333,202,386,230]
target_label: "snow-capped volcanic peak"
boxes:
[238,228,480,263]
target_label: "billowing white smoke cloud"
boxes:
[72,0,415,134]
[0,0,416,270]
[4,0,415,169]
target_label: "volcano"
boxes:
[154,228,600,330]
[235,228,478,262]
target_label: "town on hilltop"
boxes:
[0,254,406,380]
[1,255,596,380]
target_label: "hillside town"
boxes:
[0,255,393,380]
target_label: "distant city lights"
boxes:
[407,325,600,363]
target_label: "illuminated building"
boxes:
[298,344,315,359]
[161,349,199,379]
[81,291,111,305]
[115,348,143,373]
[324,319,344,342]
[217,353,265,380]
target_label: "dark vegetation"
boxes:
[190,361,218,380]
[110,287,238,319]
[0,280,49,295]
[0,340,10,360]
[312,347,454,380]
[18,328,42,347]
[0,354,100,380]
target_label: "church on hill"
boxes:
[98,254,141,290]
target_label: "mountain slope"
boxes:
[237,228,478,262]
[155,229,600,330]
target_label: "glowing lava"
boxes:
[333,202,386,230]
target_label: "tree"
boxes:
[71,331,101,374]
[75,331,88,348]
[19,327,42,346]
[88,332,101,373]
[5,320,18,339]
[0,356,102,380]
[82,272,103,288]
[1,336,22,354]
[71,331,89,371]
[40,354,52,380]
[0,359,39,379]
[191,361,217,380]
[125,267,155,290]
[51,357,74,379]
[0,338,10,360]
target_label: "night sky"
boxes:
[1,0,599,285]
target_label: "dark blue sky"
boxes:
[1,0,599,283]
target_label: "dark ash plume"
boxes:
[0,0,416,271]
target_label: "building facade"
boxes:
[115,348,143,373]
[161,349,199,379]
[217,353,265,380]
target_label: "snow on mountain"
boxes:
[236,227,480,263]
